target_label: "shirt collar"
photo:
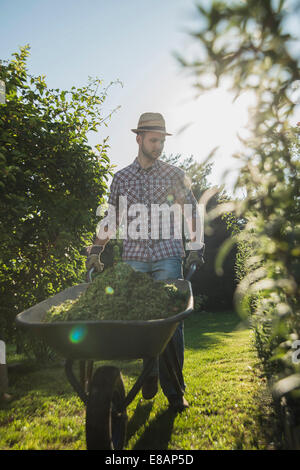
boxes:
[132,157,161,175]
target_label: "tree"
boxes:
[0,46,117,344]
[180,0,300,419]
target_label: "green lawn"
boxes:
[0,311,280,450]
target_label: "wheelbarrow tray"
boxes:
[16,279,194,361]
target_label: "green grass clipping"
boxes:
[44,262,188,323]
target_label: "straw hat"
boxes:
[131,112,172,136]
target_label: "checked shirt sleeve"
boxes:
[183,175,199,219]
[97,174,121,240]
[107,174,119,208]
[107,174,124,229]
[178,172,204,251]
[175,172,198,218]
[107,173,127,233]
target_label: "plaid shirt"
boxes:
[107,158,199,262]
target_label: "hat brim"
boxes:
[131,128,172,136]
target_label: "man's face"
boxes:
[137,132,165,161]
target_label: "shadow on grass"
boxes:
[130,407,177,450]
[185,310,247,350]
[94,312,245,380]
[126,401,153,444]
[6,360,81,402]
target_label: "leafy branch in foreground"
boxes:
[180,0,300,402]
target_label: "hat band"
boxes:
[137,125,166,132]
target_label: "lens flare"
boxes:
[69,326,87,344]
[105,286,114,295]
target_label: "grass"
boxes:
[0,311,281,450]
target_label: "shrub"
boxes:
[0,46,117,354]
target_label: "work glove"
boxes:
[185,248,205,270]
[85,245,105,273]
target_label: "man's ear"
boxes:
[136,134,141,145]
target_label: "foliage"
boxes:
[181,0,300,408]
[194,293,208,312]
[0,46,116,344]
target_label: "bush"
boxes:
[0,46,116,353]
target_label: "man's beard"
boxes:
[141,143,160,161]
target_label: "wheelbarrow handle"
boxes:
[86,267,95,283]
[185,262,197,281]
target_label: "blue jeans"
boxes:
[125,257,185,398]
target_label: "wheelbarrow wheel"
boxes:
[86,366,127,450]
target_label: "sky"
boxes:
[1,0,300,196]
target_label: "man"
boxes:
[87,112,204,411]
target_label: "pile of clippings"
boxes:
[44,262,188,322]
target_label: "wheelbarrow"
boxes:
[15,263,197,450]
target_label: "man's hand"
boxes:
[85,245,105,272]
[185,249,205,270]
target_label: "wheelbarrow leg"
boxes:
[65,359,88,405]
[79,360,85,390]
[86,360,94,392]
[79,360,94,393]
